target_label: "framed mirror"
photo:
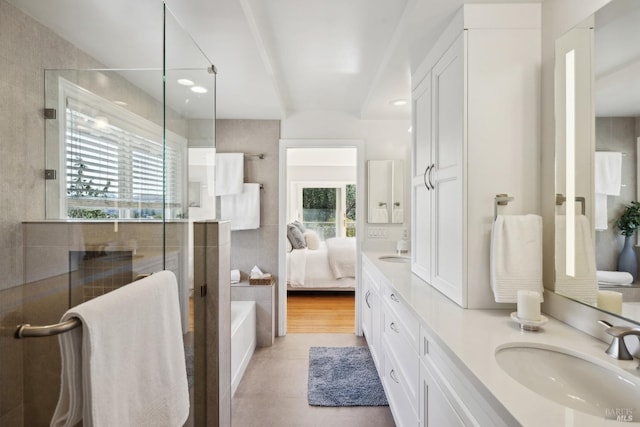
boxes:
[554,0,640,325]
[367,160,404,224]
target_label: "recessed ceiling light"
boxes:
[113,100,128,106]
[390,99,408,107]
[178,78,194,86]
[190,86,208,94]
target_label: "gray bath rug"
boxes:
[308,346,388,406]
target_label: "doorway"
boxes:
[278,140,365,336]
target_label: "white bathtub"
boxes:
[231,300,256,397]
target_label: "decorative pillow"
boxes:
[304,229,321,250]
[292,220,306,233]
[286,238,293,253]
[287,224,306,249]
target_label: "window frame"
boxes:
[58,77,187,220]
[293,181,356,239]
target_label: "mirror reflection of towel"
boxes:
[371,207,388,223]
[594,152,622,231]
[220,183,260,231]
[554,215,597,305]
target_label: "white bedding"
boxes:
[287,238,356,290]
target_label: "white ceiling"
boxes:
[10,0,538,121]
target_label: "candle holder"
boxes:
[510,312,548,331]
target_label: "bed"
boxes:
[287,237,356,291]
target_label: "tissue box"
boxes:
[249,274,274,286]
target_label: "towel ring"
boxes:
[494,194,514,220]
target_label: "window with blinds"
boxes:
[61,79,186,219]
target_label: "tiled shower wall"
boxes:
[216,119,281,330]
[0,1,103,424]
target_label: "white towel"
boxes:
[51,271,189,427]
[392,207,404,223]
[215,153,244,196]
[555,215,598,305]
[490,215,543,303]
[594,152,622,231]
[220,183,260,231]
[230,269,241,283]
[595,152,622,196]
[597,270,633,286]
[595,193,608,231]
[371,207,388,223]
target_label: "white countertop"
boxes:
[363,251,640,427]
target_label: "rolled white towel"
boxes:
[230,269,241,284]
[597,270,633,286]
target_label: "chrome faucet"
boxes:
[598,320,640,368]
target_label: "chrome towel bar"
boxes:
[15,273,158,339]
[15,317,81,339]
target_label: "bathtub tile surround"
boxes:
[231,281,275,347]
[193,220,232,427]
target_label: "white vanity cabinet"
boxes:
[362,253,518,427]
[362,257,382,368]
[419,326,515,427]
[411,3,540,308]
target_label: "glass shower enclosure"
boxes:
[0,2,215,426]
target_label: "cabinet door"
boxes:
[362,264,381,366]
[411,73,432,282]
[430,33,465,306]
[362,279,373,339]
[420,361,466,427]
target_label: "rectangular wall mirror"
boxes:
[367,160,403,224]
[554,0,640,326]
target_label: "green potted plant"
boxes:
[615,201,640,280]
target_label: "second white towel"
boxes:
[491,214,543,303]
[220,183,261,231]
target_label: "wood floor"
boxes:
[189,291,355,334]
[287,291,355,333]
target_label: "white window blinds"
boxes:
[62,81,186,218]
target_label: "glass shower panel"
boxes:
[1,1,215,426]
[164,5,217,426]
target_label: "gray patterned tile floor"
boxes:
[232,334,396,427]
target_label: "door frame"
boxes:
[278,139,365,336]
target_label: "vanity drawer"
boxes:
[382,280,419,351]
[382,309,419,403]
[383,341,420,427]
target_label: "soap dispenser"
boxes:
[396,228,409,255]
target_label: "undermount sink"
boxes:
[495,343,640,417]
[378,255,410,263]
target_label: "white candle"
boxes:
[597,290,623,314]
[517,290,541,321]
